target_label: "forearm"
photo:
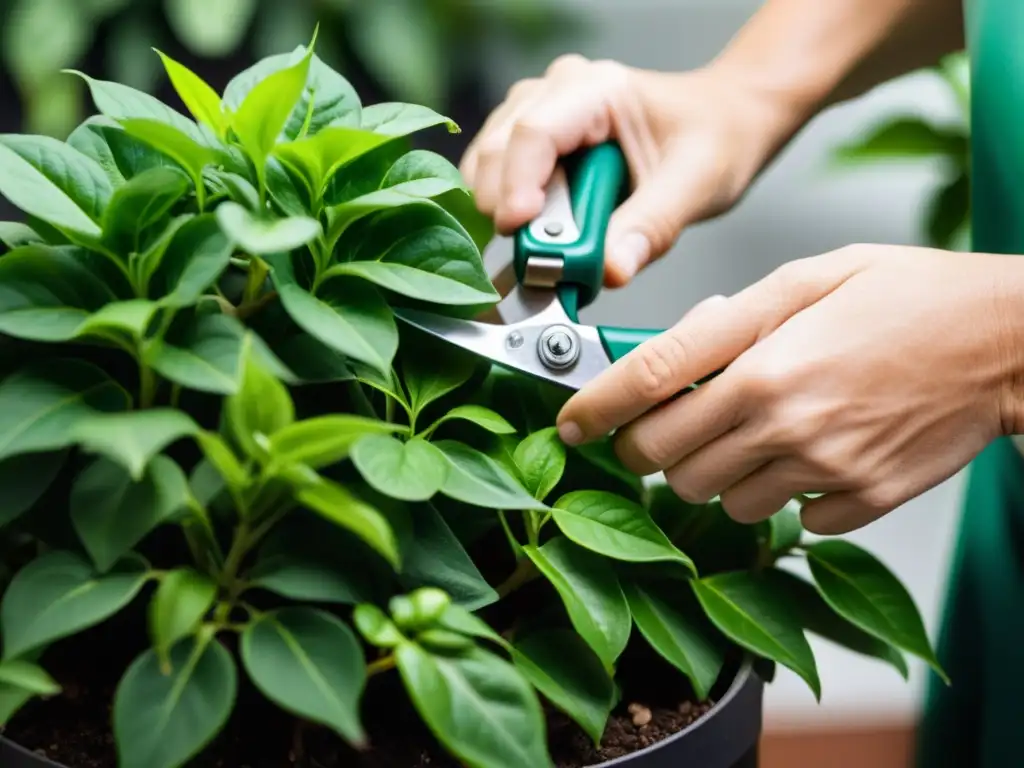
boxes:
[710,0,964,143]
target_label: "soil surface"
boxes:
[3,623,722,768]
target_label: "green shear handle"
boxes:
[513,142,662,363]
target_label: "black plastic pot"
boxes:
[0,662,762,768]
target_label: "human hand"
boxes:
[460,55,798,287]
[556,245,1024,534]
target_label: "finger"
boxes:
[718,459,847,524]
[604,137,724,286]
[557,252,869,446]
[799,492,884,535]
[659,427,772,504]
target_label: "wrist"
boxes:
[992,257,1024,437]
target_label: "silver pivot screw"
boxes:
[538,324,580,370]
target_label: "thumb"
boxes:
[603,144,724,287]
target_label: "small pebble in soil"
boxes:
[627,703,653,727]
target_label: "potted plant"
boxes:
[0,28,943,768]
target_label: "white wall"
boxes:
[477,0,967,730]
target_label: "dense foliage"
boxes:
[0,30,943,768]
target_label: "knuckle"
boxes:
[855,484,900,516]
[615,423,672,474]
[666,469,713,505]
[733,354,791,404]
[505,77,538,102]
[546,53,590,77]
[629,333,694,401]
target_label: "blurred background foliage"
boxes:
[0,0,577,154]
[831,51,972,251]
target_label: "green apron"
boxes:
[917,2,1024,765]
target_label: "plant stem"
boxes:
[347,381,378,419]
[498,511,523,558]
[218,522,251,595]
[243,257,269,303]
[236,290,278,321]
[367,654,396,676]
[495,558,538,599]
[139,365,157,409]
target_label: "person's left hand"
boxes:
[556,244,1024,534]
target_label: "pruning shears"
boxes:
[395,142,662,391]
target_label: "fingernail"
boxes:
[611,232,651,280]
[558,421,583,446]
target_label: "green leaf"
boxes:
[120,118,218,210]
[0,659,61,725]
[291,474,400,568]
[155,49,228,137]
[68,118,179,183]
[512,629,615,747]
[231,38,315,179]
[692,571,821,699]
[622,580,724,700]
[0,451,67,528]
[145,312,245,395]
[397,642,551,768]
[769,568,908,679]
[402,334,479,417]
[434,440,547,511]
[805,539,945,680]
[353,604,404,648]
[268,254,398,376]
[926,170,970,250]
[383,148,466,190]
[249,551,366,605]
[4,0,91,90]
[71,409,197,480]
[113,634,237,768]
[268,415,401,470]
[147,214,234,306]
[833,118,967,162]
[69,71,210,146]
[149,569,217,666]
[435,406,516,437]
[71,455,190,573]
[225,334,295,459]
[102,167,189,251]
[351,435,448,502]
[205,168,260,211]
[195,431,248,495]
[361,103,459,137]
[241,606,367,746]
[552,491,694,570]
[1,550,148,659]
[0,359,130,463]
[399,502,497,611]
[0,221,43,249]
[274,126,393,199]
[523,537,630,669]
[165,0,256,58]
[514,427,566,501]
[768,500,804,553]
[216,201,321,255]
[0,136,110,238]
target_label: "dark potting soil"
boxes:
[3,617,725,768]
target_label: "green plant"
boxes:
[832,51,971,251]
[1,0,572,137]
[0,28,942,768]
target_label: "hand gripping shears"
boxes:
[395,142,663,391]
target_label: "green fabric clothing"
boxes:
[917,2,1024,765]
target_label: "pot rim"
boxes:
[591,657,758,768]
[1,661,760,768]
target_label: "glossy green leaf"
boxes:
[692,571,821,699]
[552,491,694,570]
[194,431,248,495]
[434,440,547,511]
[351,435,448,502]
[0,137,109,238]
[232,39,314,177]
[155,49,228,137]
[512,629,615,746]
[1,550,148,659]
[402,335,479,417]
[353,604,404,648]
[0,359,130,462]
[769,568,909,679]
[268,254,397,376]
[382,149,466,192]
[113,634,237,768]
[769,500,804,553]
[71,409,197,480]
[274,126,392,198]
[148,214,234,306]
[102,167,189,251]
[71,455,190,572]
[268,415,401,470]
[0,221,43,249]
[0,451,67,528]
[361,102,459,137]
[622,580,724,700]
[145,312,245,395]
[524,537,630,669]
[397,642,551,768]
[68,118,180,183]
[0,659,60,725]
[430,405,516,436]
[205,168,260,211]
[241,607,367,746]
[833,118,967,163]
[120,118,217,210]
[399,502,497,611]
[514,427,566,501]
[149,569,217,666]
[216,201,321,255]
[225,334,295,459]
[291,474,399,568]
[805,539,945,680]
[249,551,366,605]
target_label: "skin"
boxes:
[463,0,1024,535]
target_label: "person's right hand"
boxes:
[461,55,800,286]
